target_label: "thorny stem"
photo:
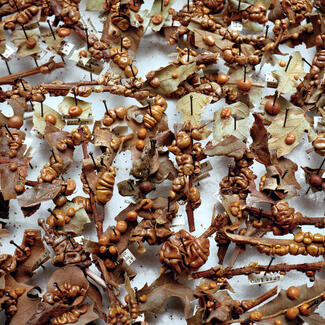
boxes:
[191,261,325,279]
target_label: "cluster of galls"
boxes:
[159,229,210,274]
[168,130,205,209]
[87,34,108,61]
[129,200,173,252]
[46,206,76,228]
[95,166,116,205]
[142,95,167,129]
[109,48,138,78]
[13,230,38,263]
[60,0,81,25]
[108,296,139,325]
[257,231,325,258]
[43,282,86,305]
[38,218,91,267]
[219,151,256,199]
[3,5,39,30]
[97,220,128,269]
[52,305,88,325]
[281,0,313,24]
[1,287,26,319]
[222,46,260,66]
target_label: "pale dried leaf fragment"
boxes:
[176,92,212,126]
[272,51,307,95]
[267,106,316,157]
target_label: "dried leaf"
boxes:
[33,102,65,135]
[145,63,196,96]
[92,122,113,148]
[250,113,271,165]
[212,102,253,142]
[240,280,325,324]
[11,27,41,57]
[176,92,212,126]
[300,312,325,325]
[61,202,91,235]
[0,24,6,54]
[42,32,64,54]
[46,265,89,306]
[86,0,104,10]
[17,183,62,208]
[192,27,233,52]
[149,0,176,32]
[267,106,316,157]
[149,152,178,184]
[272,52,307,95]
[15,230,50,282]
[138,272,195,318]
[58,96,93,122]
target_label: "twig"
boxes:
[191,261,325,279]
[241,286,278,311]
[0,58,65,85]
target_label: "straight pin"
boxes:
[72,87,78,106]
[20,24,28,40]
[4,60,11,74]
[285,55,293,72]
[190,95,193,115]
[41,101,44,117]
[9,240,25,254]
[47,208,58,220]
[147,100,152,116]
[51,148,57,162]
[283,108,289,127]
[302,58,312,68]
[2,123,14,140]
[84,28,89,50]
[129,64,136,78]
[18,77,26,91]
[47,20,56,40]
[53,282,63,294]
[89,152,99,171]
[103,100,109,114]
[66,234,75,248]
[264,256,275,275]
[265,25,269,39]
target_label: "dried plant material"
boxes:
[145,63,196,95]
[302,166,325,192]
[61,202,91,235]
[272,52,307,95]
[17,183,62,209]
[33,102,65,135]
[149,0,176,32]
[86,0,104,11]
[58,96,93,122]
[15,229,50,282]
[42,33,64,54]
[239,280,325,324]
[250,113,271,165]
[137,272,195,318]
[205,135,246,159]
[268,106,316,157]
[0,24,6,54]
[192,27,233,52]
[11,27,41,57]
[176,92,212,126]
[213,102,253,142]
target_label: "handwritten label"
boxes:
[265,72,278,88]
[77,58,104,75]
[314,116,322,129]
[60,41,74,56]
[248,273,281,285]
[171,214,186,226]
[2,45,15,59]
[121,249,136,266]
[230,21,243,31]
[32,249,50,271]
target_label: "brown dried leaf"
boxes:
[204,135,246,159]
[15,229,50,283]
[138,272,195,318]
[92,122,113,147]
[250,113,271,165]
[299,312,325,325]
[17,183,62,208]
[0,24,6,54]
[240,280,325,324]
[46,265,89,306]
[149,152,178,184]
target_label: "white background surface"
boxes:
[0,0,325,323]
